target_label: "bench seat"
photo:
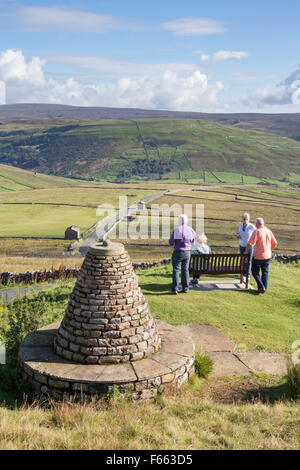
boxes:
[189,253,250,288]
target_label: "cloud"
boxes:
[213,50,249,61]
[14,6,143,33]
[230,71,276,82]
[200,50,249,63]
[0,80,5,105]
[0,49,45,84]
[200,54,210,63]
[47,55,198,79]
[162,17,225,36]
[0,49,225,112]
[242,68,300,107]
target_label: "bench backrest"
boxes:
[189,253,250,275]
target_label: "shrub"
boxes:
[286,359,300,399]
[194,350,213,379]
[6,295,50,353]
[0,357,32,401]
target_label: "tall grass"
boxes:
[194,351,213,379]
[286,359,300,399]
[0,378,300,450]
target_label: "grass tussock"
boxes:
[194,351,213,379]
[287,359,300,399]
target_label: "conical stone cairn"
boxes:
[54,241,161,364]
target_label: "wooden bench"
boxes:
[189,253,250,288]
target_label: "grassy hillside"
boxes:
[1,103,300,141]
[2,103,300,141]
[0,163,86,191]
[0,118,299,183]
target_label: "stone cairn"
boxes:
[54,240,161,364]
[19,241,194,401]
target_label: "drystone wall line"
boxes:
[0,202,97,208]
[0,258,172,286]
[273,254,300,263]
[0,253,298,286]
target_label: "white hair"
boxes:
[198,233,207,244]
[243,213,250,220]
[256,217,264,226]
[178,214,188,225]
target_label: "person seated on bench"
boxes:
[190,233,212,286]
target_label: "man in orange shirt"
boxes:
[245,217,277,294]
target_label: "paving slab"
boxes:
[151,351,188,371]
[94,363,137,383]
[22,331,55,348]
[19,344,55,362]
[161,339,195,357]
[38,322,60,335]
[132,357,172,380]
[189,280,252,291]
[207,352,250,377]
[29,362,81,380]
[175,324,236,352]
[236,351,287,375]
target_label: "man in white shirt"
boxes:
[235,212,255,279]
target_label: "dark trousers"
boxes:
[240,245,253,278]
[251,258,271,291]
[172,250,191,292]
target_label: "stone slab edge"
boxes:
[19,321,195,401]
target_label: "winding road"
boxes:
[79,190,171,255]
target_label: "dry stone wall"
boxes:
[0,259,171,286]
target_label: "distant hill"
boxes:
[1,103,300,141]
[0,116,299,183]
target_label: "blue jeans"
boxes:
[252,258,271,291]
[240,245,253,278]
[171,250,191,292]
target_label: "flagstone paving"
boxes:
[175,323,287,377]
[189,280,253,292]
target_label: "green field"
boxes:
[0,186,156,238]
[110,185,300,252]
[0,182,299,251]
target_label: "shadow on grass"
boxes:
[241,380,291,404]
[141,283,171,295]
[0,389,17,409]
[0,355,33,410]
[138,272,172,279]
[203,376,292,405]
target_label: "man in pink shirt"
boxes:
[245,217,277,294]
